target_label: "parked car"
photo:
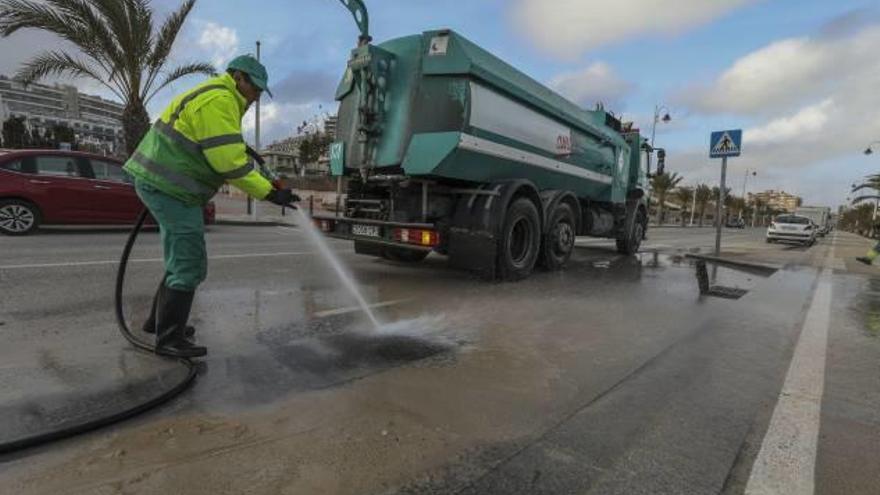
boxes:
[0,149,215,235]
[726,218,746,229]
[766,214,816,246]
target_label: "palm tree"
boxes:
[650,172,683,225]
[752,198,765,227]
[695,184,712,227]
[0,0,215,154]
[671,186,694,227]
[723,194,741,225]
[710,186,732,226]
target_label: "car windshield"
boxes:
[776,216,810,225]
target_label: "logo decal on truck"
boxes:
[556,134,572,156]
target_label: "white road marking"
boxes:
[313,299,411,318]
[745,235,836,495]
[0,251,338,270]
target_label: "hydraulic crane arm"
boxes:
[338,0,371,45]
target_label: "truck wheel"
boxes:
[498,197,541,281]
[0,199,41,236]
[616,208,645,255]
[383,247,429,263]
[541,202,576,270]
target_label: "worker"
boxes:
[124,55,299,357]
[857,240,880,266]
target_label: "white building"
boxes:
[0,75,124,154]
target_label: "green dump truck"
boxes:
[312,1,664,280]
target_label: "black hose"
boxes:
[114,210,198,359]
[0,209,197,455]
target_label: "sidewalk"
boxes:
[213,192,299,226]
[212,192,343,227]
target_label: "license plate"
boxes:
[351,224,380,238]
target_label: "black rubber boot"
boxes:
[154,287,207,358]
[143,283,196,338]
[142,281,163,333]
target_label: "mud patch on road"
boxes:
[186,315,464,411]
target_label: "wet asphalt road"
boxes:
[0,225,878,494]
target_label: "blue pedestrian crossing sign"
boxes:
[710,129,742,158]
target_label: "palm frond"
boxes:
[1,0,213,154]
[146,62,215,102]
[142,0,196,97]
[44,0,127,90]
[15,50,123,100]
[0,0,87,43]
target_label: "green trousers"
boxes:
[135,179,207,291]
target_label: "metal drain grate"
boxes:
[705,286,749,300]
[695,260,749,300]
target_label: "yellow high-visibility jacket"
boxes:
[124,73,272,206]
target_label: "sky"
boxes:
[1,0,879,209]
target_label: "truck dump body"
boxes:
[321,15,653,280]
[334,30,635,204]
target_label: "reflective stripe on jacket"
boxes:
[124,73,273,206]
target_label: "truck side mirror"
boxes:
[656,148,666,176]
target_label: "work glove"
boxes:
[265,188,301,207]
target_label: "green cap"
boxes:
[227,55,272,97]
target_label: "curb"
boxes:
[684,253,780,274]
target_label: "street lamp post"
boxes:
[863,142,880,237]
[740,168,757,221]
[650,104,672,148]
[248,40,262,219]
[690,186,697,227]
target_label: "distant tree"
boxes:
[839,203,874,234]
[2,117,29,148]
[0,0,214,155]
[29,127,43,148]
[710,186,733,226]
[695,184,712,227]
[672,186,694,227]
[53,124,75,147]
[752,198,766,227]
[727,196,746,220]
[42,127,55,148]
[650,172,683,225]
[298,132,333,172]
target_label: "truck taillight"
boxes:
[393,228,440,247]
[314,219,334,232]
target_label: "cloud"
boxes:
[194,21,239,68]
[272,70,340,105]
[744,99,832,144]
[667,20,880,206]
[548,62,633,109]
[512,0,756,58]
[241,101,327,146]
[676,23,880,116]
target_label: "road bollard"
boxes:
[696,260,710,295]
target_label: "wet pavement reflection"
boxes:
[1,244,774,459]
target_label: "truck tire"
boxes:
[541,202,576,270]
[0,199,41,236]
[616,208,645,255]
[383,247,430,263]
[498,197,541,281]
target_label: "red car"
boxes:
[0,149,215,235]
